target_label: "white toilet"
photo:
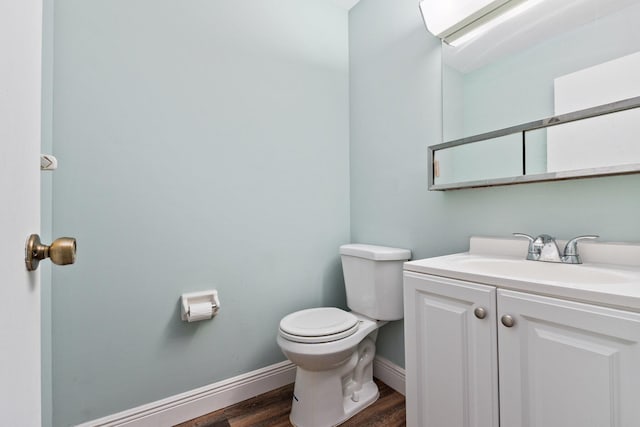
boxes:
[277,244,411,427]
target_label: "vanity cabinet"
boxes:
[404,271,640,427]
[404,272,499,427]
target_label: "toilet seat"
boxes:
[279,307,360,344]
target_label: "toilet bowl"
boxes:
[277,244,411,427]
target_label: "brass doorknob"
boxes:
[25,234,77,271]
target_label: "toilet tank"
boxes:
[340,244,411,321]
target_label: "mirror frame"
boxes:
[429,96,640,190]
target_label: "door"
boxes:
[0,0,43,425]
[404,272,499,427]
[498,289,640,427]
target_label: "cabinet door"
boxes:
[498,289,640,427]
[404,272,499,427]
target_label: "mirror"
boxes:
[434,0,640,190]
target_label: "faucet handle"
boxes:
[512,233,534,243]
[563,235,599,263]
[564,235,599,255]
[513,233,537,260]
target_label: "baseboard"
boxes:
[76,355,406,427]
[373,356,406,396]
[76,360,297,427]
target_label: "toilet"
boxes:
[277,244,411,427]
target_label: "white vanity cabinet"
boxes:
[498,288,640,427]
[404,272,499,427]
[404,271,640,427]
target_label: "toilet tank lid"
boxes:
[340,244,411,261]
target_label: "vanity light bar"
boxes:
[419,0,546,47]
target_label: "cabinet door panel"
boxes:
[404,273,499,427]
[498,289,640,427]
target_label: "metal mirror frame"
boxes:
[428,96,640,190]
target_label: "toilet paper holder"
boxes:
[180,290,220,322]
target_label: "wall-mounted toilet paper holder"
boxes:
[181,290,220,322]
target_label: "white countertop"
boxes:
[404,236,640,312]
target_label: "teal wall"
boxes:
[349,0,640,367]
[46,0,640,425]
[50,1,350,425]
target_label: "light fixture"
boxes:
[419,0,547,47]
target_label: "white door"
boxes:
[404,272,499,427]
[0,0,43,425]
[498,289,640,427]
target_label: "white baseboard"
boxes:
[76,360,297,427]
[373,356,406,396]
[76,356,406,427]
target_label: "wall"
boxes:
[51,1,350,425]
[349,0,640,368]
[47,0,640,423]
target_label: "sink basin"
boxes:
[404,236,640,311]
[454,257,635,285]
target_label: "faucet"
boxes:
[513,233,598,264]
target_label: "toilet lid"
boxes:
[279,307,359,344]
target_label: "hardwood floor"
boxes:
[176,378,405,427]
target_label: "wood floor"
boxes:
[176,378,405,427]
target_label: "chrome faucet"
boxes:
[513,233,598,264]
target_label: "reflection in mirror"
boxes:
[546,52,640,171]
[524,128,546,175]
[433,0,640,190]
[543,109,640,172]
[443,0,640,138]
[434,134,523,185]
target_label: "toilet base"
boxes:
[279,318,382,426]
[289,360,379,427]
[339,380,379,423]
